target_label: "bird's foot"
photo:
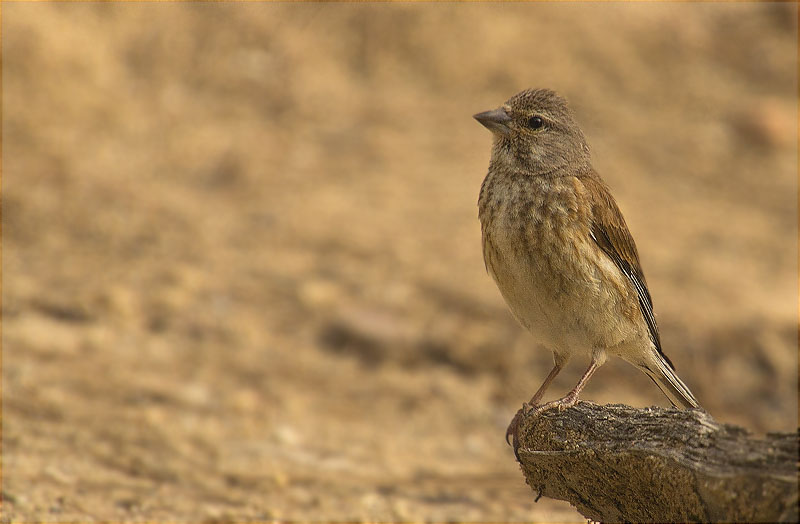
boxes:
[506,395,581,461]
[532,392,580,414]
[506,392,578,462]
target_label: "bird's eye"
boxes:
[528,116,544,129]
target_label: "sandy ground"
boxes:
[2,3,797,521]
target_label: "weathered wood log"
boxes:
[514,401,798,523]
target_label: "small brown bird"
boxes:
[474,89,700,452]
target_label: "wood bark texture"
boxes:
[515,401,798,523]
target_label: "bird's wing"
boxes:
[580,173,674,369]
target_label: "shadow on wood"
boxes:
[515,401,798,523]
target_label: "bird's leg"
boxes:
[508,354,605,460]
[534,355,603,414]
[505,359,565,447]
[526,360,565,407]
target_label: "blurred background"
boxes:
[2,2,797,521]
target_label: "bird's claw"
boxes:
[506,402,537,461]
[505,408,522,446]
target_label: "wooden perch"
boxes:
[514,401,798,523]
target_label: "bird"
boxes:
[474,88,700,455]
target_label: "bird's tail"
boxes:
[640,352,700,409]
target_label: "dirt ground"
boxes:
[2,3,797,522]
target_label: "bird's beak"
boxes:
[473,107,512,135]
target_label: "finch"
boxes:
[474,88,700,453]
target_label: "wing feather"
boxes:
[580,173,674,369]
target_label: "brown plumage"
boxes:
[474,88,700,456]
[582,173,668,365]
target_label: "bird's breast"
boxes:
[479,172,638,353]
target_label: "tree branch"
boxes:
[515,402,798,523]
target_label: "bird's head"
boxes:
[474,88,591,174]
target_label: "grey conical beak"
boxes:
[473,108,512,135]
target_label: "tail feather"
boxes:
[641,354,700,409]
